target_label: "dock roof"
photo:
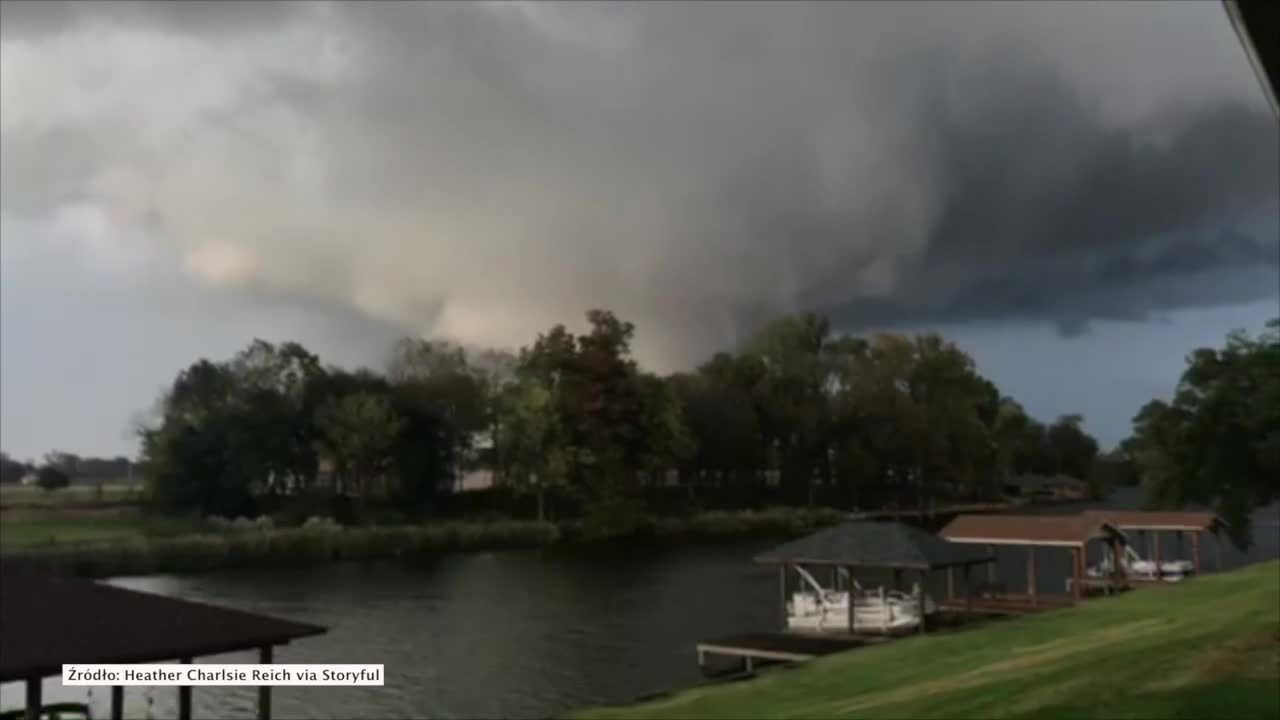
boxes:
[939,514,1124,547]
[753,521,994,570]
[1080,510,1225,532]
[0,573,326,681]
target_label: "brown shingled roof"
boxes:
[939,514,1124,546]
[0,573,326,681]
[1080,510,1224,532]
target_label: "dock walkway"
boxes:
[696,633,869,672]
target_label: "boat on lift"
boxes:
[785,566,936,633]
[1087,544,1195,582]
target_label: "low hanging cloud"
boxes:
[1,1,1276,369]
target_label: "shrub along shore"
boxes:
[0,507,846,578]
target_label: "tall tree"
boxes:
[315,392,404,499]
[0,453,32,484]
[496,374,569,520]
[1046,414,1100,481]
[1127,319,1280,548]
[741,313,833,504]
[386,338,490,485]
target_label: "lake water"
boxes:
[5,490,1278,719]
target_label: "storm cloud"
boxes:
[2,0,1276,369]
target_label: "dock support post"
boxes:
[744,656,754,674]
[963,565,972,611]
[846,565,855,633]
[697,647,706,668]
[259,645,273,720]
[946,567,955,602]
[1191,531,1201,573]
[111,686,124,720]
[1070,546,1081,601]
[178,658,193,720]
[918,570,929,634]
[24,677,40,720]
[1027,548,1037,606]
[986,545,996,584]
[778,565,787,630]
[1110,538,1123,591]
[1154,530,1162,580]
[880,586,888,633]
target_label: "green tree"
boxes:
[315,392,405,500]
[43,450,81,475]
[830,332,998,509]
[1046,414,1100,482]
[504,310,688,525]
[1127,318,1280,548]
[0,453,32,484]
[35,465,71,491]
[386,338,489,485]
[669,369,762,501]
[497,374,569,521]
[741,313,834,504]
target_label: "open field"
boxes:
[0,510,197,549]
[0,483,144,508]
[574,560,1280,720]
[0,506,851,576]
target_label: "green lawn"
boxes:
[575,560,1280,720]
[0,512,197,549]
[0,483,144,507]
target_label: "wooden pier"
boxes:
[938,593,1076,616]
[696,633,868,672]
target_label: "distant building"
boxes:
[1005,474,1088,501]
[457,469,495,492]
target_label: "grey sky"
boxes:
[1,1,1277,459]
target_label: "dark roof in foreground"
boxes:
[753,521,995,570]
[0,573,326,681]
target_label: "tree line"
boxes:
[0,451,133,491]
[1122,318,1279,548]
[135,309,1108,526]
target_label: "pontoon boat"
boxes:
[1087,544,1194,582]
[785,566,936,633]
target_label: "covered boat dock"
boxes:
[753,521,996,634]
[0,572,326,720]
[939,514,1128,612]
[1080,510,1227,578]
[697,522,994,673]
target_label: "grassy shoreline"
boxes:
[573,560,1280,720]
[0,506,847,578]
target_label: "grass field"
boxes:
[0,511,197,549]
[575,560,1280,720]
[0,483,144,508]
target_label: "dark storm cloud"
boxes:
[0,0,294,38]
[818,70,1279,335]
[1,1,1276,367]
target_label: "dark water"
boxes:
[4,490,1277,719]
